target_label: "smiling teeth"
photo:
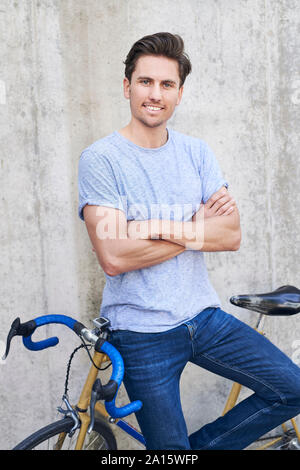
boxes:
[146,106,162,111]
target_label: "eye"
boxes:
[141,79,150,85]
[163,82,174,88]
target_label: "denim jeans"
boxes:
[109,307,300,450]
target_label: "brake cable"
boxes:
[63,338,112,397]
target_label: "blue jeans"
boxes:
[109,307,300,450]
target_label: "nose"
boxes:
[148,83,162,102]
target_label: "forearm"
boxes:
[109,238,185,275]
[161,209,241,251]
[84,205,185,276]
[129,209,241,252]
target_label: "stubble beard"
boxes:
[137,116,165,129]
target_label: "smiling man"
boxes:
[78,33,300,450]
[123,54,184,139]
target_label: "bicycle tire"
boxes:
[13,416,117,450]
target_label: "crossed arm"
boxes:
[83,186,241,276]
[127,196,241,251]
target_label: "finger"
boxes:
[211,195,232,213]
[222,206,235,216]
[205,186,229,209]
[215,199,236,215]
[206,194,223,209]
[205,187,226,208]
[217,201,236,215]
[205,197,217,209]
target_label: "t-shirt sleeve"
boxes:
[201,143,228,203]
[78,149,126,221]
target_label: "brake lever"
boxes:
[2,317,36,360]
[88,389,97,435]
[88,378,103,434]
[2,318,20,360]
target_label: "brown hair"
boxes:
[124,32,192,88]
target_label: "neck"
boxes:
[119,119,168,148]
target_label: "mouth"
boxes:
[143,104,164,113]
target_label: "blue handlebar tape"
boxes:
[99,341,124,384]
[23,315,77,351]
[105,397,143,419]
[23,335,59,351]
[98,341,142,418]
[35,315,76,329]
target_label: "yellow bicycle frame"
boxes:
[57,351,112,450]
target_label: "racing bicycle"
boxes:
[3,284,300,450]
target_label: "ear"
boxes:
[123,77,131,99]
[176,85,184,106]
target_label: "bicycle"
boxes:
[3,284,300,450]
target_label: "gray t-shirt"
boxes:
[78,128,228,332]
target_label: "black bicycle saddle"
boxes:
[230,285,300,316]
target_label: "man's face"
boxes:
[123,55,184,129]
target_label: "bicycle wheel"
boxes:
[13,416,117,450]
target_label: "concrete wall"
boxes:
[0,0,299,449]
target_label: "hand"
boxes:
[194,186,236,220]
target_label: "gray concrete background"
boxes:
[0,0,299,450]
